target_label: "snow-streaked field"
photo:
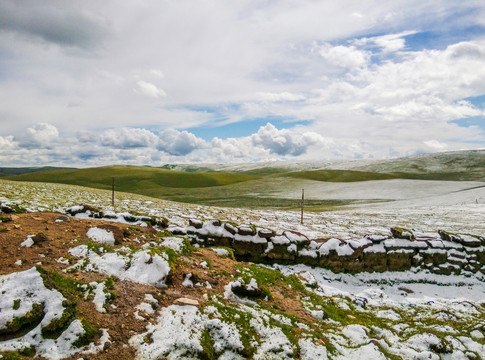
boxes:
[1,179,484,240]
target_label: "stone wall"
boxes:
[170,220,485,276]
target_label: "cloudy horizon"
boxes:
[1,0,485,167]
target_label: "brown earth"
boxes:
[0,212,314,360]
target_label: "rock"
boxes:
[283,230,310,247]
[390,227,414,240]
[257,228,274,238]
[32,233,49,244]
[189,219,203,229]
[224,223,237,235]
[231,279,263,298]
[173,297,200,307]
[122,214,138,223]
[66,204,102,216]
[238,225,256,236]
[207,219,221,227]
[0,204,15,213]
[55,215,70,222]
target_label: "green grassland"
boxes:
[3,150,484,209]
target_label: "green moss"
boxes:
[72,319,101,348]
[104,276,117,290]
[0,227,9,233]
[86,242,114,254]
[200,329,216,360]
[18,346,35,357]
[0,303,45,339]
[12,299,20,310]
[0,352,25,360]
[36,266,82,338]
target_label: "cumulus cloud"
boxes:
[319,44,369,69]
[0,135,15,150]
[15,123,59,149]
[251,123,327,156]
[99,128,158,148]
[157,129,207,156]
[135,81,166,99]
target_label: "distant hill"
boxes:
[0,166,75,177]
[3,150,484,208]
[346,150,485,181]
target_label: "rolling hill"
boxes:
[3,150,484,209]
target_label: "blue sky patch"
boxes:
[186,117,312,141]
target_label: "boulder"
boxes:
[390,227,414,240]
[237,225,256,236]
[188,219,203,229]
[223,223,237,235]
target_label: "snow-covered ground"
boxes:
[1,179,485,359]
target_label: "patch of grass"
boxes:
[205,302,258,358]
[36,266,83,338]
[72,319,101,348]
[200,329,216,360]
[0,351,26,360]
[104,276,117,290]
[85,241,115,254]
[280,169,396,182]
[0,227,9,233]
[0,303,45,340]
[13,299,20,310]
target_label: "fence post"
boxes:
[112,177,115,209]
[301,188,304,224]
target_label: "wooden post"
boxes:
[112,177,115,209]
[301,188,304,224]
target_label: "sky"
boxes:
[0,0,485,167]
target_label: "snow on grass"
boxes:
[69,245,171,287]
[91,282,107,313]
[160,237,186,253]
[86,227,115,245]
[129,305,204,359]
[298,338,328,360]
[212,248,230,257]
[0,268,108,359]
[3,179,485,241]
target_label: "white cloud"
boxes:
[135,80,166,99]
[1,1,485,165]
[157,129,207,156]
[319,44,369,69]
[100,128,158,148]
[15,123,59,149]
[251,123,327,156]
[0,135,15,149]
